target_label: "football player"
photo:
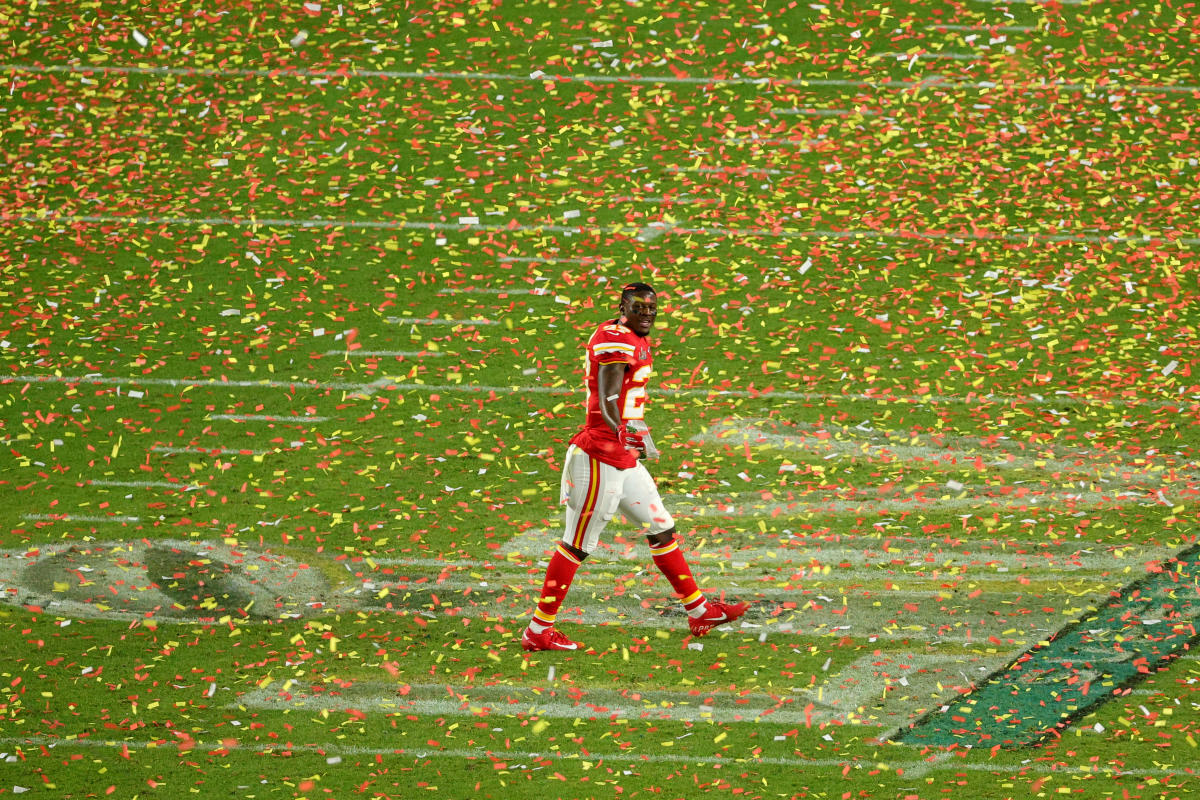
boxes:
[521,281,748,651]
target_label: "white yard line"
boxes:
[324,349,446,357]
[436,287,548,296]
[3,61,1197,94]
[0,736,1183,776]
[385,316,498,326]
[88,479,202,490]
[151,445,278,456]
[208,415,326,424]
[8,374,1194,410]
[239,682,841,727]
[22,513,140,524]
[497,255,612,264]
[609,195,717,204]
[499,526,1170,574]
[694,418,1197,482]
[771,107,880,117]
[926,24,1041,32]
[12,212,1200,249]
[665,165,784,175]
[877,52,981,61]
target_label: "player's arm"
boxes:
[598,362,644,455]
[596,362,626,435]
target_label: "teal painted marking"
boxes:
[892,543,1200,749]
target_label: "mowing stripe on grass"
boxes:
[0,735,1182,776]
[11,211,1200,249]
[4,61,1198,95]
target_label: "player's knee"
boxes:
[646,527,676,548]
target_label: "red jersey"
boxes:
[569,320,653,469]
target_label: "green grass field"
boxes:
[2,0,1199,798]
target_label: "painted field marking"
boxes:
[207,413,330,422]
[891,543,1200,747]
[385,316,498,326]
[367,552,1105,587]
[354,569,1073,603]
[724,137,818,147]
[324,349,446,357]
[877,52,981,61]
[436,287,549,296]
[239,680,830,727]
[88,479,202,490]
[21,513,140,524]
[926,24,1041,32]
[500,526,1171,575]
[497,255,612,264]
[771,107,880,117]
[0,538,1150,646]
[4,373,376,392]
[2,735,1187,776]
[672,488,1153,520]
[609,195,717,204]
[695,417,1197,484]
[13,211,1200,249]
[151,445,278,457]
[5,61,1198,94]
[665,165,784,175]
[6,374,1194,412]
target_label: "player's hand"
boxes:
[617,424,646,455]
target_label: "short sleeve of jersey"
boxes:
[591,324,638,367]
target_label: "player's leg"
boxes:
[620,465,748,637]
[523,446,623,651]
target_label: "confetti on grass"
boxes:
[1,1,1199,798]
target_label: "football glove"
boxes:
[617,424,645,454]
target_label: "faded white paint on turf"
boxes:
[13,211,1200,250]
[208,414,328,422]
[694,417,1196,484]
[2,736,1184,776]
[89,479,202,490]
[238,680,839,727]
[22,513,140,524]
[500,526,1169,575]
[5,61,1198,94]
[324,349,446,357]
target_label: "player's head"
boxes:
[618,281,657,337]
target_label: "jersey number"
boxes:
[623,365,652,420]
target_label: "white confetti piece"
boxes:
[290,30,309,48]
[132,30,148,48]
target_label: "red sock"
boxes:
[529,543,583,632]
[650,538,708,617]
